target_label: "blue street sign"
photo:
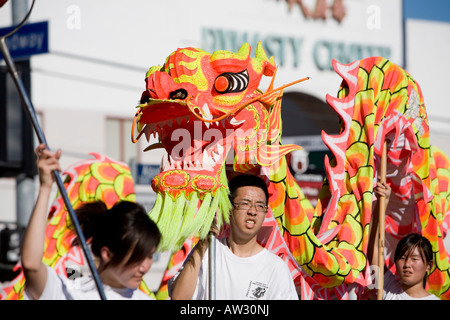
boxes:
[0,21,49,60]
[135,163,160,185]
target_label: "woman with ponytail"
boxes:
[21,144,161,300]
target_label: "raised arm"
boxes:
[170,239,208,300]
[21,144,61,300]
[367,180,391,269]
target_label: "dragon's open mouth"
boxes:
[132,100,239,251]
[136,99,247,173]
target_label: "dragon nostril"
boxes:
[169,89,188,100]
[140,93,151,104]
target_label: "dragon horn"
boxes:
[236,42,251,60]
[255,41,276,76]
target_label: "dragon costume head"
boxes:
[133,42,303,251]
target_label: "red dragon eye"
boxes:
[214,70,249,94]
[214,75,231,93]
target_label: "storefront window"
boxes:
[106,117,140,164]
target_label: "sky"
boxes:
[403,0,450,22]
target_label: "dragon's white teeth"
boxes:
[183,159,191,169]
[143,124,162,143]
[201,103,213,121]
[201,159,215,172]
[147,115,192,134]
[217,143,224,154]
[209,143,224,162]
[161,147,221,172]
[143,125,151,141]
[212,150,220,162]
[161,153,170,171]
[230,116,245,125]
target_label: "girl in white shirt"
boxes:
[369,180,440,300]
[22,144,161,300]
[382,233,440,300]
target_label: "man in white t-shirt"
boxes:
[169,174,298,300]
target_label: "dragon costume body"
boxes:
[2,43,449,300]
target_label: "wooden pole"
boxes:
[377,141,388,300]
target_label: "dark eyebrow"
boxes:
[238,198,265,203]
[235,198,266,206]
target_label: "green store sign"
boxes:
[201,27,391,71]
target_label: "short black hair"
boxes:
[228,174,269,204]
[394,233,433,264]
